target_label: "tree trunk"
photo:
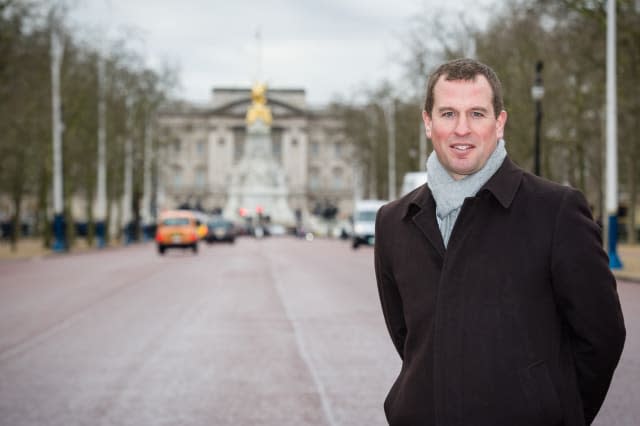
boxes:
[628,157,637,244]
[10,194,21,252]
[9,150,25,252]
[87,201,94,246]
[36,161,51,248]
[86,170,95,246]
[577,143,586,195]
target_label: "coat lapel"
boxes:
[406,185,446,258]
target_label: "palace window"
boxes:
[173,168,183,187]
[272,140,282,163]
[309,167,320,190]
[233,139,245,164]
[195,169,206,188]
[334,143,343,158]
[310,141,319,158]
[332,167,344,190]
[196,140,206,155]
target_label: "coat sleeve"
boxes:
[550,188,626,424]
[374,204,407,360]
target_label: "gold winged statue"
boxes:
[246,82,273,126]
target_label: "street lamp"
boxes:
[50,17,66,252]
[531,60,544,176]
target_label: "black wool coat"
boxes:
[374,157,626,426]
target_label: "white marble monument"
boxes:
[224,83,295,225]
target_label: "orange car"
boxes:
[155,210,199,255]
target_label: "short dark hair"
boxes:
[423,58,504,118]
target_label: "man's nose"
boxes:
[454,115,471,135]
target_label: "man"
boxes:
[374,58,625,426]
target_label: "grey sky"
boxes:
[70,0,495,106]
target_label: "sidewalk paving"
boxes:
[0,238,96,260]
[614,244,640,283]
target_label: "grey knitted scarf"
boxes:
[426,139,507,247]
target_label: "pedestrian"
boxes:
[374,58,625,426]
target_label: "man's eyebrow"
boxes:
[436,106,490,112]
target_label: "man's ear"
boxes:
[422,110,432,138]
[496,110,507,139]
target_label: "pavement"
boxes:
[0,238,90,260]
[613,244,640,283]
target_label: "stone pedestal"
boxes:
[224,120,295,225]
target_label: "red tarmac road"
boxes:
[0,237,638,425]
[0,238,398,426]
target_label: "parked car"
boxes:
[206,217,236,243]
[267,223,287,236]
[155,210,199,255]
[352,199,387,249]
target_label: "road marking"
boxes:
[269,258,339,426]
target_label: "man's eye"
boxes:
[442,111,454,118]
[472,111,485,118]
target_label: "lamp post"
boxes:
[531,60,544,176]
[50,16,66,252]
[95,52,107,248]
[606,0,622,269]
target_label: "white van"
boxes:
[401,171,428,195]
[352,199,387,249]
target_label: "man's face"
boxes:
[423,75,507,180]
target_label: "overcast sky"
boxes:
[69,0,496,107]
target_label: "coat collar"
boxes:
[401,157,523,256]
[402,156,522,218]
[479,156,523,209]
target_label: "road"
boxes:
[0,237,638,426]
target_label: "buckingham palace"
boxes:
[156,84,355,227]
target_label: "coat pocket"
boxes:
[519,360,564,425]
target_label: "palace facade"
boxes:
[156,86,356,225]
